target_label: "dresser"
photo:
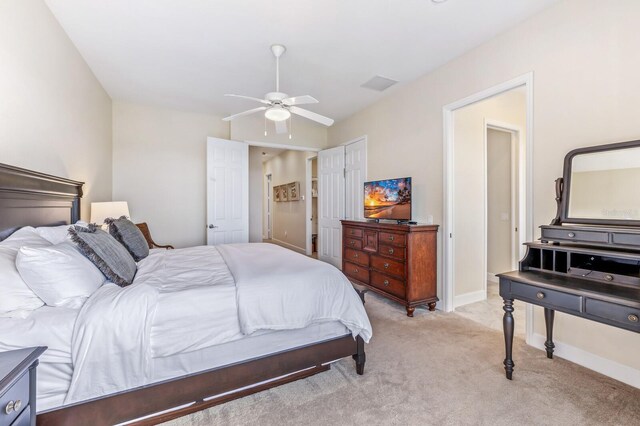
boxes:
[341,220,438,316]
[0,347,46,426]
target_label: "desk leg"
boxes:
[503,298,515,380]
[544,308,555,359]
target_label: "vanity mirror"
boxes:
[558,140,640,226]
[543,140,640,250]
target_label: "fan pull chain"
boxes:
[289,116,292,140]
[264,115,267,136]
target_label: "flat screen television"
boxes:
[364,177,412,221]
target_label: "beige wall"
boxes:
[248,147,264,242]
[112,102,229,248]
[487,129,514,275]
[328,0,640,377]
[0,0,112,220]
[230,114,328,149]
[263,150,315,251]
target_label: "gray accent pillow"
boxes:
[105,216,149,261]
[69,224,137,287]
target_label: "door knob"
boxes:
[208,224,218,229]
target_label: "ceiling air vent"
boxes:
[360,75,398,92]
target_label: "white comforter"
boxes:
[64,243,371,404]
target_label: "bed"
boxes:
[0,163,371,425]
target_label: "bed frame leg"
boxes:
[352,336,366,375]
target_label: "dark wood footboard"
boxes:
[37,335,365,426]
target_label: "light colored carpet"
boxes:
[164,293,640,426]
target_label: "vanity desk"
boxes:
[498,140,640,380]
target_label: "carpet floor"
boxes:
[163,293,640,426]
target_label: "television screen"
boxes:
[364,177,412,220]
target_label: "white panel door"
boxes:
[318,145,345,268]
[206,137,249,245]
[345,138,367,221]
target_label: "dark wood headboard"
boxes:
[0,163,83,240]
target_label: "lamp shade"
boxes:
[91,201,130,224]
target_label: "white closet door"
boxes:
[206,137,248,245]
[318,145,345,268]
[345,139,367,221]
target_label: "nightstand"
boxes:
[0,347,46,426]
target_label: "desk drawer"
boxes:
[585,299,640,331]
[344,261,369,283]
[344,238,362,250]
[379,232,406,247]
[541,228,608,244]
[0,372,29,426]
[11,404,30,426]
[344,227,363,239]
[371,271,405,299]
[344,248,369,266]
[379,244,406,261]
[510,282,581,311]
[371,255,405,278]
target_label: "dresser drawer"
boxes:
[344,248,369,266]
[344,227,363,239]
[510,282,581,311]
[344,261,369,283]
[371,255,405,278]
[379,244,406,261]
[0,372,29,426]
[371,271,405,299]
[344,238,362,250]
[11,403,30,426]
[379,231,406,247]
[541,227,608,244]
[585,299,640,331]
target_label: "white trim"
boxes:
[264,173,272,240]
[305,155,318,255]
[270,238,306,254]
[339,134,369,147]
[244,140,321,152]
[487,272,499,283]
[453,289,487,308]
[530,333,640,389]
[442,73,534,326]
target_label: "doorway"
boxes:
[265,173,272,240]
[306,156,318,256]
[443,73,533,340]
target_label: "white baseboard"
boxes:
[453,289,486,308]
[530,333,640,389]
[487,272,499,283]
[270,238,306,254]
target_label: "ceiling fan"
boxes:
[222,44,334,134]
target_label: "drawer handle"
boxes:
[567,232,576,238]
[354,268,359,273]
[383,280,390,287]
[389,235,395,241]
[384,263,390,269]
[354,253,359,258]
[350,230,354,235]
[536,292,545,300]
[388,248,394,255]
[604,274,614,282]
[5,399,20,415]
[628,314,639,323]
[350,241,355,246]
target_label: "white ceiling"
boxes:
[45,0,560,123]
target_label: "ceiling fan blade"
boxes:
[289,106,334,126]
[224,94,271,105]
[275,120,288,134]
[282,95,319,106]
[222,106,268,121]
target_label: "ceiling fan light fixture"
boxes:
[265,106,291,122]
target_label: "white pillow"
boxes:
[16,242,106,307]
[36,221,89,245]
[0,227,48,315]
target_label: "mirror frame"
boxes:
[559,139,640,226]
